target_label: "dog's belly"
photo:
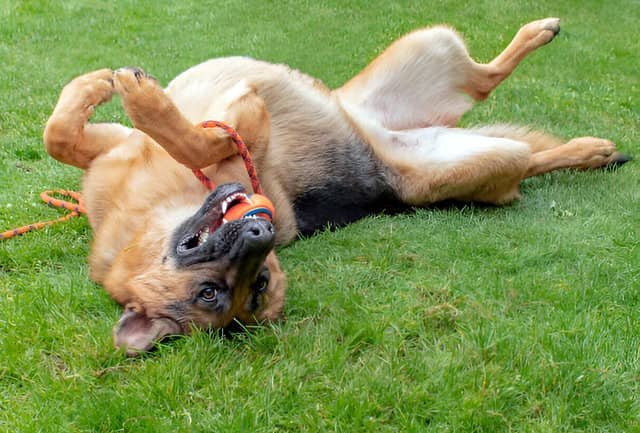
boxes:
[290,139,401,235]
[165,56,403,235]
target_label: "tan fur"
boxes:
[43,18,626,353]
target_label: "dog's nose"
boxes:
[241,218,275,249]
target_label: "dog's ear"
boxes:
[113,306,181,356]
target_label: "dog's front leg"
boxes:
[44,69,130,169]
[113,67,239,169]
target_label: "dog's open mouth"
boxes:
[173,182,275,264]
[178,191,251,252]
[177,184,253,253]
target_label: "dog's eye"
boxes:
[199,286,218,302]
[252,268,270,293]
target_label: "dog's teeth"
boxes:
[196,227,210,246]
[221,193,247,215]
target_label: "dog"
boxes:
[43,18,629,355]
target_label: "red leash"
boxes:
[1,121,274,240]
[193,120,264,195]
[192,120,275,222]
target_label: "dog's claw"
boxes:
[126,67,145,81]
[115,67,147,82]
[542,18,561,36]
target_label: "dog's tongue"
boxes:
[209,217,223,232]
[205,195,250,235]
[198,210,224,245]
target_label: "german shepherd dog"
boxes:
[44,18,628,355]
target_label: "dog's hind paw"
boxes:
[539,17,561,36]
[520,17,561,47]
[564,137,631,170]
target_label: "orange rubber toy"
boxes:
[223,193,275,222]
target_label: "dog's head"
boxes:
[103,183,285,355]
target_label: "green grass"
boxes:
[1,0,639,431]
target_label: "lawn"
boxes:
[1,0,639,431]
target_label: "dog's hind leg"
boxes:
[468,124,631,169]
[335,26,474,131]
[465,18,560,101]
[382,128,629,206]
[112,68,269,169]
[524,137,631,178]
[335,18,560,132]
[44,69,131,169]
[379,128,532,205]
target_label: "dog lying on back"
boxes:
[44,18,628,355]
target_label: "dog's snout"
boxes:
[242,219,275,248]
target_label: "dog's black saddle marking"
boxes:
[292,138,403,235]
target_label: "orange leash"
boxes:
[1,190,86,240]
[2,121,273,240]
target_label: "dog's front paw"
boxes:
[59,69,114,116]
[113,67,170,130]
[113,67,159,96]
